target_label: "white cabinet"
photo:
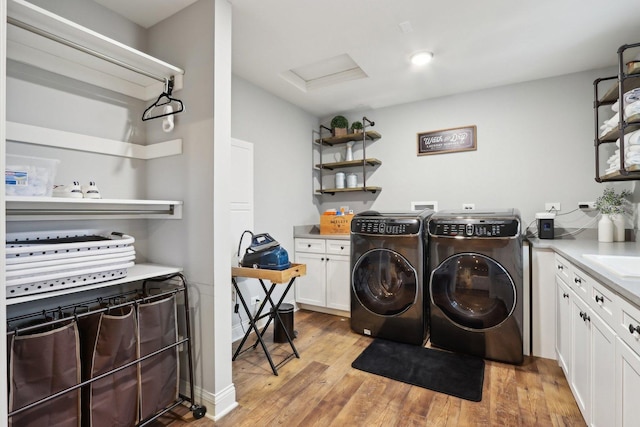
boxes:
[570,292,591,422]
[294,252,326,307]
[556,275,572,375]
[616,337,640,427]
[590,308,616,427]
[615,296,640,427]
[553,254,632,426]
[294,238,350,314]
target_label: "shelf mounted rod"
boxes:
[7,16,168,82]
[6,207,175,216]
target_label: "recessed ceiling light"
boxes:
[410,51,433,66]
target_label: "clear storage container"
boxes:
[5,154,59,197]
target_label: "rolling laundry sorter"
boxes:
[294,237,351,315]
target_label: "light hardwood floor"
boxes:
[154,310,585,427]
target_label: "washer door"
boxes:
[430,253,516,330]
[352,248,418,316]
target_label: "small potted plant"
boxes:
[351,121,363,134]
[595,187,631,242]
[331,115,349,137]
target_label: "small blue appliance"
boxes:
[237,231,290,270]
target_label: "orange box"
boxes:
[320,214,354,235]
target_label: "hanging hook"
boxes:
[142,76,184,121]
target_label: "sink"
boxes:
[582,254,640,278]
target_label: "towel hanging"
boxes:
[142,77,184,121]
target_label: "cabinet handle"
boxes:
[629,324,640,335]
[307,244,311,248]
[321,257,325,261]
[557,265,564,270]
[340,246,344,250]
[595,295,604,303]
[579,311,591,322]
[326,257,330,262]
[563,293,569,299]
[574,277,582,284]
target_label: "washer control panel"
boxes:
[428,219,520,237]
[352,217,422,235]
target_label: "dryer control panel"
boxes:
[428,219,520,238]
[351,217,422,235]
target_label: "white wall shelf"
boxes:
[6,197,183,220]
[6,121,182,159]
[6,0,184,100]
[5,263,182,305]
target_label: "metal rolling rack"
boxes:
[6,273,207,425]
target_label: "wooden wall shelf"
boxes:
[316,186,382,195]
[315,131,381,146]
[315,158,382,170]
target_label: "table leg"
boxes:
[231,278,279,375]
[260,277,300,358]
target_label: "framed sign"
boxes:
[417,125,476,156]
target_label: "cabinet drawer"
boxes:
[571,267,591,301]
[326,239,350,255]
[618,297,640,355]
[588,279,618,325]
[295,238,326,253]
[555,254,572,282]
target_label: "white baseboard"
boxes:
[180,379,237,421]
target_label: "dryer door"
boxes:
[352,248,418,316]
[430,252,516,330]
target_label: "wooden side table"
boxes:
[231,263,306,375]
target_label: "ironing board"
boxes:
[231,263,306,375]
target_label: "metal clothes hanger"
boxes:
[142,76,185,121]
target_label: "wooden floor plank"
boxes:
[157,310,585,427]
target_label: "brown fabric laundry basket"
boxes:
[137,295,179,421]
[78,306,139,427]
[8,321,81,427]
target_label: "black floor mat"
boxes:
[351,338,485,402]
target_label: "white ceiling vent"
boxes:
[280,53,367,92]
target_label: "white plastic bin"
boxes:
[5,154,59,197]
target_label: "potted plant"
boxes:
[331,115,349,137]
[595,187,631,242]
[351,121,363,134]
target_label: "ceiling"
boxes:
[98,0,640,117]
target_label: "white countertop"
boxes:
[528,237,640,307]
[293,225,350,240]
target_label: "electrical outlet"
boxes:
[462,203,475,210]
[578,201,596,211]
[545,202,561,212]
[250,296,260,306]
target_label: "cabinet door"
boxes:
[295,252,326,306]
[571,295,591,424]
[616,337,640,427]
[591,311,616,427]
[556,276,572,376]
[325,254,350,311]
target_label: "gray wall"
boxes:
[231,76,319,245]
[233,67,639,239]
[318,69,638,235]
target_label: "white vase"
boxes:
[345,142,354,161]
[611,213,625,242]
[598,214,614,243]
